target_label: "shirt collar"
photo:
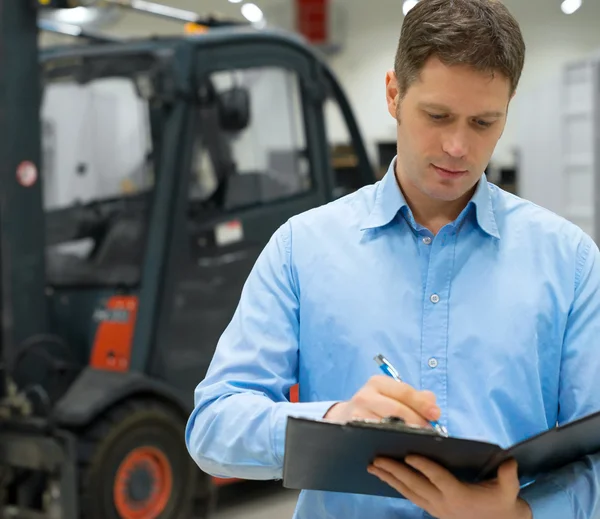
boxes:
[359,157,500,239]
[468,172,500,239]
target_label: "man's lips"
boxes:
[432,164,468,175]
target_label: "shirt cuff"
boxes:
[272,401,340,466]
[519,478,573,519]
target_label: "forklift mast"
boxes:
[0,0,48,398]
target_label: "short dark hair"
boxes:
[394,0,526,98]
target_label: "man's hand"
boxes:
[324,375,440,428]
[367,456,532,519]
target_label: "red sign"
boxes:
[296,0,328,45]
[16,160,38,187]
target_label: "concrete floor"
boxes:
[213,481,300,519]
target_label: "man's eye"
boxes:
[475,119,493,128]
[428,114,447,121]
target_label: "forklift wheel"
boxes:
[79,399,212,519]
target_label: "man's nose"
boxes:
[442,127,470,159]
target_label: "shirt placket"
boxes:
[420,228,456,432]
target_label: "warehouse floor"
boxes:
[213,481,300,519]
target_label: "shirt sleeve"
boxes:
[519,235,600,519]
[184,221,338,481]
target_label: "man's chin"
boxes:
[425,176,479,201]
[425,185,473,203]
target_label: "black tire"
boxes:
[77,398,214,519]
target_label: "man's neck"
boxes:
[395,172,475,236]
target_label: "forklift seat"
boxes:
[46,218,145,287]
[92,218,145,270]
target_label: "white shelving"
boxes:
[516,52,600,241]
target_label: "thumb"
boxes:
[497,459,519,492]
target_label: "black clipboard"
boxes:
[282,410,600,498]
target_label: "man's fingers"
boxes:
[371,376,440,421]
[362,393,432,428]
[404,455,461,494]
[496,459,520,494]
[373,458,443,503]
[356,410,382,421]
[347,376,441,426]
[368,466,431,510]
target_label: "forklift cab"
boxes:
[1,26,375,519]
[38,28,374,402]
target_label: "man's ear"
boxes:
[385,70,400,120]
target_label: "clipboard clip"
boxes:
[349,416,443,436]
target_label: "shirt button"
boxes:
[428,358,438,368]
[422,237,432,245]
[430,294,440,304]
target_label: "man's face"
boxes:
[386,56,512,203]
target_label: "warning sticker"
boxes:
[215,220,244,246]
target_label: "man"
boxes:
[185,0,600,517]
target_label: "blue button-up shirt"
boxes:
[186,159,600,519]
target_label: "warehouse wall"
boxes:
[267,0,600,169]
[41,78,151,208]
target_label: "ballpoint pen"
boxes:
[374,354,449,437]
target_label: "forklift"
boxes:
[0,0,375,518]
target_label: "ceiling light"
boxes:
[253,18,266,29]
[403,0,418,16]
[228,0,243,3]
[39,6,120,28]
[561,0,582,14]
[46,6,100,24]
[241,3,263,23]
